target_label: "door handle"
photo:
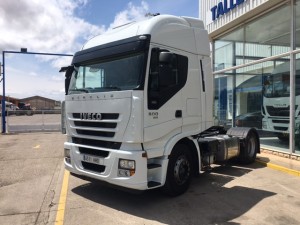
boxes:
[175,110,182,118]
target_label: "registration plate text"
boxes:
[82,155,102,165]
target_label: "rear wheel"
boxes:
[162,144,192,196]
[238,129,259,164]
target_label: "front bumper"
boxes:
[64,142,149,190]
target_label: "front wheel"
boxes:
[277,133,289,142]
[162,144,193,196]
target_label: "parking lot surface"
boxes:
[0,132,300,225]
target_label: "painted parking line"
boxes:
[256,159,300,177]
[55,170,70,225]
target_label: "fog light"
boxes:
[117,169,135,177]
[118,169,130,177]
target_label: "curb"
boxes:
[255,159,300,177]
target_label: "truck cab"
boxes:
[262,59,300,142]
[62,15,259,196]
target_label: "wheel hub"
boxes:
[174,155,190,185]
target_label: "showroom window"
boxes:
[213,1,300,154]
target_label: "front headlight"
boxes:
[64,148,71,164]
[61,101,66,134]
[64,148,70,158]
[118,159,135,177]
[295,122,300,134]
[262,121,267,129]
[119,159,135,169]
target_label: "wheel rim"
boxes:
[247,136,256,158]
[173,155,190,185]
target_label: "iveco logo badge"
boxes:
[80,113,102,120]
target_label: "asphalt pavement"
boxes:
[0,132,300,225]
[0,132,65,225]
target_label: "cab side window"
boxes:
[148,48,188,110]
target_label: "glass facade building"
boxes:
[200,0,300,155]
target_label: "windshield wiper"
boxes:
[69,88,90,93]
[97,86,121,90]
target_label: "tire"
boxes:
[26,110,33,116]
[162,144,193,196]
[237,129,259,164]
[277,133,289,142]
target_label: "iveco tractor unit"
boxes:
[61,15,260,196]
[262,59,300,142]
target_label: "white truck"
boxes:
[61,14,260,196]
[262,59,300,142]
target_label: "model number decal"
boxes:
[149,112,158,119]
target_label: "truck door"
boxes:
[144,48,188,142]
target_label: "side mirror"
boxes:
[158,52,176,87]
[60,66,74,95]
[159,52,174,64]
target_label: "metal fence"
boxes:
[3,110,61,133]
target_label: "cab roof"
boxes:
[82,15,208,56]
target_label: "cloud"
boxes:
[29,72,38,77]
[0,0,149,55]
[0,0,104,54]
[0,0,149,68]
[51,75,64,82]
[108,1,149,29]
[5,65,66,100]
[1,1,150,101]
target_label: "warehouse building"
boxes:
[20,96,61,110]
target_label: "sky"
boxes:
[0,0,199,101]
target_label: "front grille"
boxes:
[272,120,289,124]
[274,126,288,131]
[72,137,121,149]
[74,121,117,128]
[76,129,115,137]
[70,112,120,139]
[266,106,289,117]
[81,161,105,173]
[79,147,109,157]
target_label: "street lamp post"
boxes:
[1,51,6,133]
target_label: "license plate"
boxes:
[82,154,102,165]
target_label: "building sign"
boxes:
[211,0,246,21]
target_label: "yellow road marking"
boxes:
[55,170,70,225]
[256,159,300,177]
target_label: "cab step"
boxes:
[147,163,161,169]
[148,181,161,188]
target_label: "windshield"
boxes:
[68,53,145,94]
[263,73,300,98]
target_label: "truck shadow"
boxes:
[71,164,275,225]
